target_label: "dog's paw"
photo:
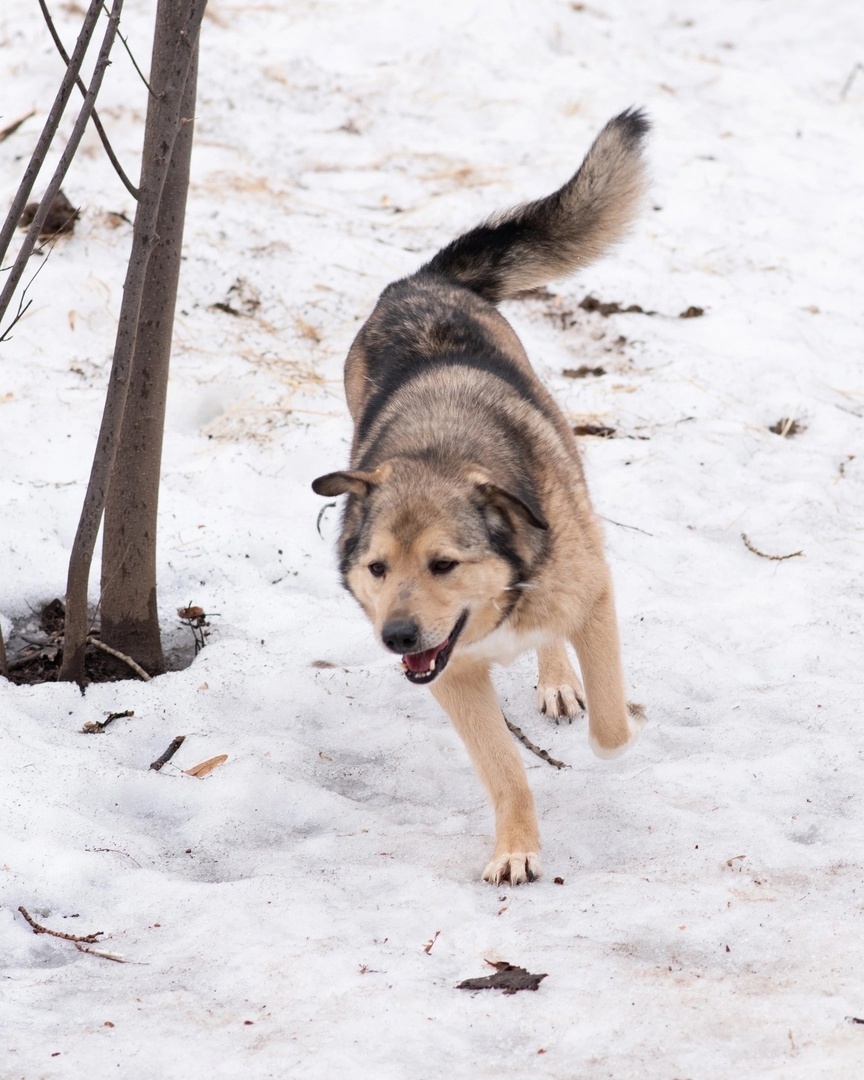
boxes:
[589,702,648,759]
[536,680,585,724]
[483,851,541,886]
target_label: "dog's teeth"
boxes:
[401,661,409,671]
[429,658,436,672]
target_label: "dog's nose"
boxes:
[382,618,421,654]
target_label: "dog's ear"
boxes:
[478,483,549,531]
[312,462,392,498]
[468,468,549,531]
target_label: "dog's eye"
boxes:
[368,562,387,578]
[429,559,458,575]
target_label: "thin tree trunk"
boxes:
[0,0,121,330]
[0,623,8,679]
[99,33,200,674]
[59,0,207,684]
[0,0,103,269]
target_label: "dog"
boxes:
[313,109,649,885]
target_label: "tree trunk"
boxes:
[99,25,200,675]
[59,0,206,684]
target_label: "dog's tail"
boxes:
[419,108,649,303]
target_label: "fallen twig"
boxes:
[74,942,127,962]
[317,501,337,537]
[0,110,36,144]
[600,515,655,537]
[86,636,152,680]
[150,735,186,771]
[18,905,104,943]
[503,714,569,770]
[81,708,134,733]
[741,533,803,562]
[86,847,141,867]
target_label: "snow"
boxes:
[1,0,863,1076]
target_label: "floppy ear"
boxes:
[311,462,392,498]
[477,482,549,531]
[466,467,548,531]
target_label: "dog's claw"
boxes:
[536,682,584,723]
[483,852,541,886]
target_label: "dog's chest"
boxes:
[458,624,554,667]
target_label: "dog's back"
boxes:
[343,108,649,449]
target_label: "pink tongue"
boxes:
[403,640,447,673]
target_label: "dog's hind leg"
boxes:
[536,641,585,723]
[569,588,646,758]
[431,657,541,885]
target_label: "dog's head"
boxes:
[312,457,548,683]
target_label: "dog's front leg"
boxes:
[570,586,646,758]
[431,657,540,885]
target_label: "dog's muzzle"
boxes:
[400,611,468,685]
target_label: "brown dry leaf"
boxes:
[457,961,548,995]
[185,754,228,778]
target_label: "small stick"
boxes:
[150,735,186,771]
[741,533,803,561]
[599,515,655,537]
[18,905,104,943]
[86,847,141,867]
[86,636,151,681]
[74,942,126,963]
[0,110,36,144]
[81,709,134,734]
[316,501,337,537]
[503,714,569,770]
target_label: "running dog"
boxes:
[313,109,649,884]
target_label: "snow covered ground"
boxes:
[2,1,863,1076]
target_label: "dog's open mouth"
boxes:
[401,612,468,685]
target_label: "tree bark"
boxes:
[99,26,201,674]
[59,0,206,683]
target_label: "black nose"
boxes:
[382,619,421,654]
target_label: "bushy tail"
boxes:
[420,108,649,303]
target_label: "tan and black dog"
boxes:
[313,109,649,885]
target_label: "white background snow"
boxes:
[1,1,863,1076]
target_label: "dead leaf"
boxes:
[562,365,606,379]
[457,960,547,995]
[185,754,228,778]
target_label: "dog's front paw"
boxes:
[589,701,648,759]
[483,851,541,886]
[536,680,585,724]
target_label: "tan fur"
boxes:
[313,110,649,884]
